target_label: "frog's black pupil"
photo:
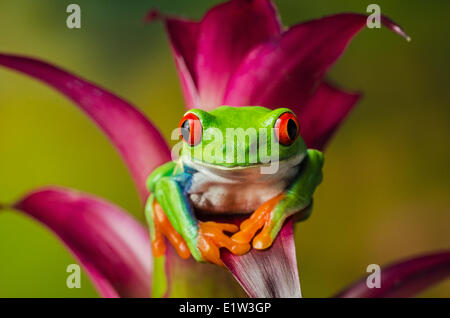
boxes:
[287,119,297,140]
[181,120,191,141]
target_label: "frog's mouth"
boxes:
[182,153,305,181]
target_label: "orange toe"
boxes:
[152,231,166,257]
[198,221,250,265]
[253,231,273,250]
[198,235,223,266]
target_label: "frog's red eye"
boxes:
[179,113,202,146]
[274,112,300,146]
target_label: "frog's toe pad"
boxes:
[198,221,250,266]
[253,231,273,250]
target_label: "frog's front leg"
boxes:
[146,162,250,265]
[145,162,190,260]
[232,149,324,249]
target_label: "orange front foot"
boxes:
[152,200,190,259]
[231,193,285,250]
[197,221,251,266]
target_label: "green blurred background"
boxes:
[0,0,449,297]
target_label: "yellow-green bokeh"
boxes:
[0,0,449,297]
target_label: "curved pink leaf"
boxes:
[151,0,282,110]
[222,218,301,298]
[11,187,152,298]
[336,251,450,298]
[300,82,361,150]
[0,53,171,202]
[223,13,408,111]
[146,11,201,108]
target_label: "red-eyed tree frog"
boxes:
[145,106,323,268]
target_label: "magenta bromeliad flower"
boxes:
[0,0,449,298]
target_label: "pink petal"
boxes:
[336,251,450,298]
[148,0,282,109]
[223,13,408,111]
[222,218,301,298]
[0,53,171,202]
[147,11,201,108]
[299,82,361,150]
[12,187,152,298]
[195,0,282,109]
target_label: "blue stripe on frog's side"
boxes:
[170,165,197,227]
[172,164,197,194]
